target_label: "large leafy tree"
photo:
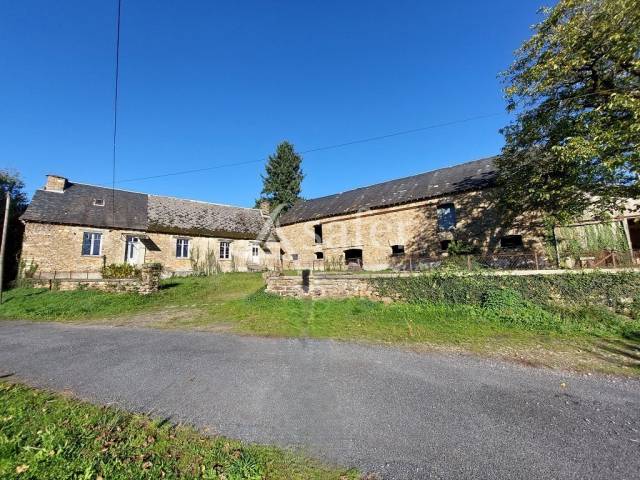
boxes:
[0,170,28,284]
[498,0,640,222]
[258,141,304,212]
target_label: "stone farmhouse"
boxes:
[277,156,640,270]
[20,157,640,276]
[20,175,281,277]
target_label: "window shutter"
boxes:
[81,233,92,255]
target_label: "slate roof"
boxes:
[21,183,148,231]
[21,182,270,239]
[147,195,269,239]
[280,157,498,225]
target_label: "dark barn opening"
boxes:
[500,235,524,249]
[344,249,363,269]
[629,219,640,250]
[314,224,323,244]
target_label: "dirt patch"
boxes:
[78,307,205,328]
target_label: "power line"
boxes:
[115,88,633,186]
[111,0,122,218]
[116,112,505,184]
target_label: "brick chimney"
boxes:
[45,174,67,192]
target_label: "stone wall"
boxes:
[265,268,640,301]
[265,272,387,299]
[20,222,281,276]
[275,189,546,271]
[25,263,163,295]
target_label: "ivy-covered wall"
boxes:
[370,271,640,318]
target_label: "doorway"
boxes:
[629,219,640,250]
[124,236,141,265]
[344,248,363,269]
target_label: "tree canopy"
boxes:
[498,0,640,222]
[258,141,304,212]
[0,170,28,284]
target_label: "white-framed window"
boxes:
[252,245,259,257]
[81,232,102,256]
[219,241,230,259]
[176,238,190,258]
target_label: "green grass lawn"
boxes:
[0,382,357,479]
[2,273,639,374]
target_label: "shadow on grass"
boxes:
[1,289,48,304]
[159,282,181,290]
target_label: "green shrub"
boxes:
[101,263,141,279]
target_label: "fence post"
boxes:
[534,251,539,270]
[467,255,472,271]
[409,256,413,271]
[612,252,617,268]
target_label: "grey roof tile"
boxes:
[147,195,267,239]
[21,183,270,239]
[280,157,497,225]
[21,183,148,230]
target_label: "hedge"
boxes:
[370,271,640,318]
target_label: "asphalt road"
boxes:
[0,321,638,479]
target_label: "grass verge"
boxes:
[0,381,357,479]
[2,274,639,375]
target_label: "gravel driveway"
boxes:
[0,321,638,479]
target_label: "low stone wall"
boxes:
[265,272,387,299]
[24,263,162,295]
[265,268,640,301]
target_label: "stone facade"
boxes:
[21,222,281,276]
[276,189,546,271]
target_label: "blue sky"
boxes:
[2,0,547,205]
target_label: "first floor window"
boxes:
[81,232,102,256]
[291,253,299,261]
[220,241,230,259]
[437,203,456,231]
[252,245,259,257]
[176,238,190,258]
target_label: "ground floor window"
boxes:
[315,251,324,260]
[252,245,259,257]
[440,240,451,251]
[500,235,524,249]
[291,253,299,261]
[391,245,405,256]
[81,232,102,256]
[176,238,190,258]
[220,241,230,259]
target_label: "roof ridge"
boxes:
[58,181,259,212]
[295,155,498,204]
